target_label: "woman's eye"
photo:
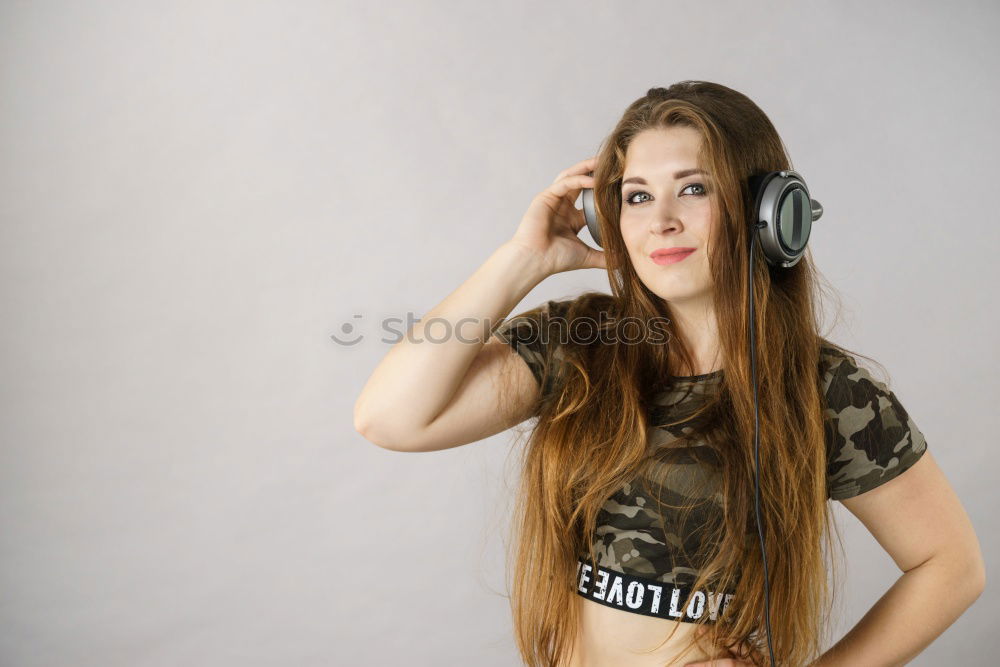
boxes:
[623,183,706,206]
[623,191,651,205]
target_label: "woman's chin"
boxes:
[646,287,710,304]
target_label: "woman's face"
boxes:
[619,125,717,306]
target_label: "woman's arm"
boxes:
[685,450,984,667]
[353,241,548,450]
[353,157,603,452]
[815,449,985,666]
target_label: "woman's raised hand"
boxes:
[507,156,607,277]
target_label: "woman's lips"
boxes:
[650,249,695,265]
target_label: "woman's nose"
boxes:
[649,211,682,234]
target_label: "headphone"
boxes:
[581,170,824,667]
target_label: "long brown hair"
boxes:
[497,81,867,666]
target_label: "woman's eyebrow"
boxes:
[621,168,710,187]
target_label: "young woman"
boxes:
[354,82,985,667]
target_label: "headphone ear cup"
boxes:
[749,170,820,269]
[746,172,769,223]
[581,171,601,247]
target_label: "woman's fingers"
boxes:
[554,156,597,182]
[685,627,753,666]
[582,246,606,270]
[538,173,594,212]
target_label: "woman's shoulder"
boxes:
[817,342,893,399]
[490,291,615,392]
[540,290,617,320]
[817,341,929,500]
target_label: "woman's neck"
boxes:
[666,301,721,376]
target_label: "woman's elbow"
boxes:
[354,408,413,452]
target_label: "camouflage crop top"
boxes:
[491,297,929,624]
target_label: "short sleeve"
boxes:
[491,298,575,398]
[821,349,929,501]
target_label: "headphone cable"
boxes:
[750,220,776,667]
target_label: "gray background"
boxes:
[1,1,996,665]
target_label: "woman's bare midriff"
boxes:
[560,597,729,667]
